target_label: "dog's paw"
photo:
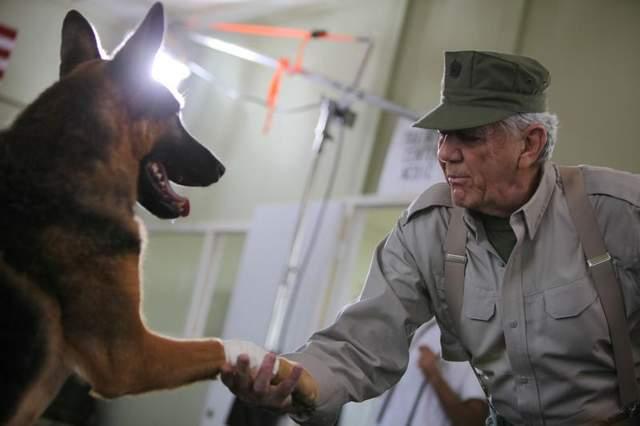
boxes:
[222,340,280,374]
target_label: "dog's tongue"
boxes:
[148,161,190,217]
[179,198,190,216]
[164,181,190,217]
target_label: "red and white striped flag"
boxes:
[0,23,18,80]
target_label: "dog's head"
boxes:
[59,2,225,219]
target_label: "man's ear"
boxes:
[60,10,102,78]
[110,2,164,86]
[518,124,547,168]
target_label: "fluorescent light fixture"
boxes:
[152,49,191,93]
[189,33,280,68]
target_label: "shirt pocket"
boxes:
[460,283,500,360]
[535,275,611,372]
[464,284,496,321]
[544,276,597,319]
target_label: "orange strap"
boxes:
[293,34,311,73]
[211,22,354,42]
[205,22,357,133]
[263,58,289,134]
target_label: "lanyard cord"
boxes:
[376,386,396,424]
[406,379,429,426]
[376,378,429,426]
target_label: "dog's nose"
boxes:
[217,162,226,178]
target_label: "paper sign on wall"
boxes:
[377,117,444,196]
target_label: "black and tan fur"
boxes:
[0,4,231,425]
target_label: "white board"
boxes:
[199,201,344,426]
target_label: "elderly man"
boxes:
[221,51,640,426]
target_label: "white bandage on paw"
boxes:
[223,340,280,376]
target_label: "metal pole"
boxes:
[187,33,419,121]
[264,98,335,351]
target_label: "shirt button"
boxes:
[509,320,518,328]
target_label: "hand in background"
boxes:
[418,345,441,379]
[417,345,488,426]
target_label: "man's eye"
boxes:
[452,131,480,142]
[455,126,488,142]
[459,134,482,142]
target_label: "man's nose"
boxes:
[437,134,462,163]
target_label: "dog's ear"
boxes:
[60,10,102,78]
[110,2,164,86]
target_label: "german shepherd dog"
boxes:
[0,4,318,424]
[0,3,233,425]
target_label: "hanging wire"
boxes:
[262,28,375,351]
[269,28,375,351]
[277,118,347,351]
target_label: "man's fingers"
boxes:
[253,352,276,395]
[419,345,434,355]
[219,351,304,410]
[236,354,251,373]
[274,364,303,398]
[220,362,236,388]
[234,354,252,393]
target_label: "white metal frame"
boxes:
[277,194,414,426]
[145,221,250,338]
[144,193,414,342]
[311,195,412,330]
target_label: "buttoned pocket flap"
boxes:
[463,284,496,321]
[544,277,597,319]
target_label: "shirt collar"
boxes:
[462,210,480,240]
[514,161,557,240]
[462,161,557,241]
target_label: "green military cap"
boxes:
[413,50,550,131]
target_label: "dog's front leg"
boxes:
[64,254,316,406]
[68,315,229,398]
[60,252,229,398]
[73,327,318,406]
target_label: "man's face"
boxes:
[437,124,524,216]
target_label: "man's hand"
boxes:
[418,345,441,379]
[221,352,303,412]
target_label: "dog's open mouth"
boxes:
[145,161,190,217]
[137,134,224,220]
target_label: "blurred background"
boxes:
[1,0,638,425]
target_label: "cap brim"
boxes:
[412,103,515,131]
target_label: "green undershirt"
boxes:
[479,214,517,263]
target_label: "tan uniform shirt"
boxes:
[286,162,640,426]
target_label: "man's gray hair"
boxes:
[499,112,559,163]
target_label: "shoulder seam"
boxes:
[579,165,640,208]
[403,182,452,225]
